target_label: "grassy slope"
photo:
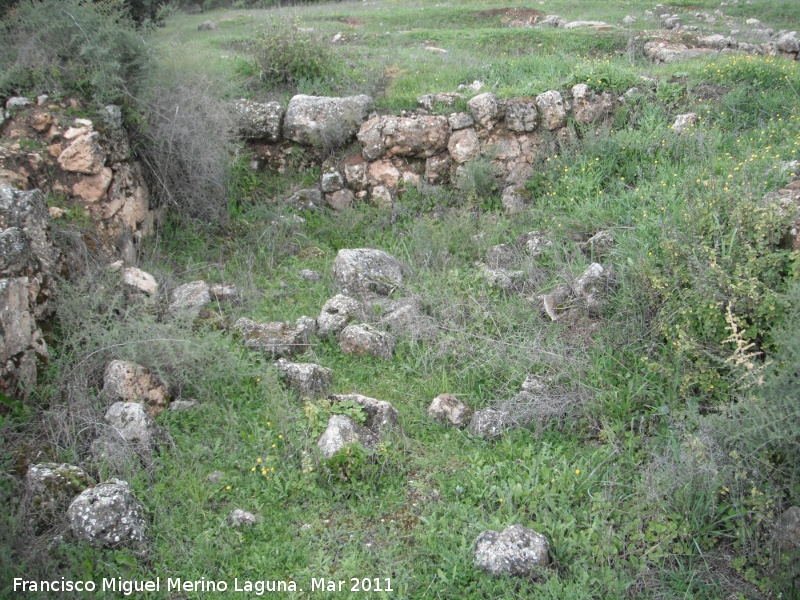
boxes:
[3,0,800,598]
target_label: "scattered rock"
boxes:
[317,294,362,338]
[501,186,526,214]
[583,230,615,258]
[776,31,800,54]
[275,358,333,398]
[299,269,322,282]
[331,393,398,434]
[479,264,525,291]
[516,230,552,258]
[169,280,211,314]
[120,267,157,296]
[317,414,378,458]
[6,97,33,110]
[644,41,714,63]
[168,400,199,412]
[339,323,395,360]
[234,318,312,357]
[208,284,239,303]
[485,243,517,269]
[469,408,511,439]
[564,20,611,29]
[538,15,566,27]
[67,479,147,548]
[25,463,94,529]
[672,113,699,134]
[371,185,394,208]
[286,187,324,210]
[229,509,257,527]
[622,15,636,25]
[428,394,472,427]
[283,94,374,148]
[541,262,612,321]
[95,401,169,463]
[774,506,800,551]
[104,360,170,417]
[698,34,735,50]
[197,20,216,31]
[235,99,283,142]
[333,248,406,297]
[474,525,550,576]
[368,159,401,189]
[379,296,432,336]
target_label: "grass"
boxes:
[3,0,800,598]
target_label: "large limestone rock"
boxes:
[357,115,450,161]
[283,94,374,148]
[333,248,406,297]
[235,99,283,142]
[275,358,332,398]
[467,93,501,130]
[339,323,395,360]
[168,280,211,314]
[57,132,105,175]
[317,294,362,338]
[0,185,58,396]
[447,128,481,164]
[504,98,539,132]
[330,393,398,435]
[120,267,157,296]
[474,525,550,576]
[774,506,800,551]
[25,463,95,530]
[317,414,378,459]
[571,84,616,125]
[535,91,567,131]
[67,479,147,548]
[235,317,312,357]
[672,113,699,134]
[95,401,169,463]
[644,41,714,63]
[469,408,511,439]
[103,360,170,417]
[428,394,472,427]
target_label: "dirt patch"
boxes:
[473,8,546,24]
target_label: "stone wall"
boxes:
[239,85,619,211]
[0,98,159,262]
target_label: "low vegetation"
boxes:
[1,0,800,598]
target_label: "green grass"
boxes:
[3,0,800,598]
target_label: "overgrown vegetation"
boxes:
[0,0,150,106]
[2,0,800,597]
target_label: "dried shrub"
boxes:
[135,80,236,224]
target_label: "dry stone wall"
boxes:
[0,98,159,262]
[239,87,619,210]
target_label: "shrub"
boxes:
[0,0,149,106]
[134,80,236,224]
[250,16,340,88]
